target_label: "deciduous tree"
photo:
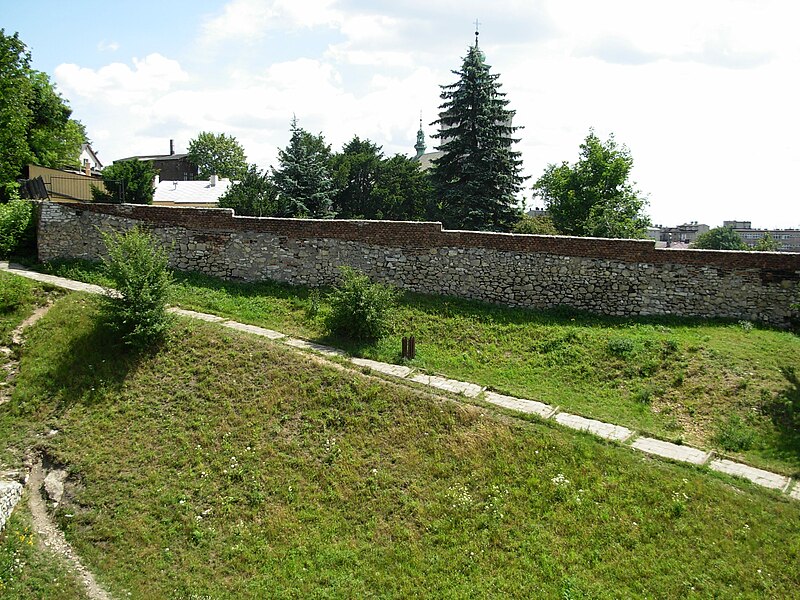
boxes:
[753,231,779,252]
[691,226,747,250]
[187,131,247,179]
[218,164,281,217]
[533,131,651,238]
[97,160,157,204]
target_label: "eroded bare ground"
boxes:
[3,301,111,598]
[27,459,112,600]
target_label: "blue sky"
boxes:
[5,0,800,228]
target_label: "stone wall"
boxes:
[37,201,800,327]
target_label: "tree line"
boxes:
[0,29,87,202]
[3,28,659,240]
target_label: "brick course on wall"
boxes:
[37,201,800,327]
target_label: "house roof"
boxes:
[416,150,444,171]
[152,178,233,205]
[80,143,104,169]
[115,153,191,163]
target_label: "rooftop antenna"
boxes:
[474,18,481,46]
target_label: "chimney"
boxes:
[169,139,175,155]
[210,174,217,187]
[83,158,91,177]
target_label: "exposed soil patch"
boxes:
[27,459,111,600]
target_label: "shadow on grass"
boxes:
[27,314,153,410]
[761,366,800,472]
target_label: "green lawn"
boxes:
[0,290,798,598]
[35,260,800,476]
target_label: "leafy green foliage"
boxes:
[25,71,85,170]
[753,231,780,252]
[100,227,172,348]
[98,160,157,204]
[0,30,85,201]
[331,136,432,220]
[534,131,651,238]
[0,271,28,312]
[187,131,248,179]
[271,117,336,218]
[513,214,559,235]
[431,44,525,232]
[714,415,755,452]
[691,226,747,250]
[0,30,33,201]
[0,198,33,257]
[218,164,280,216]
[325,267,396,341]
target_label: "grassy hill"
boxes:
[1,287,799,598]
[38,261,800,476]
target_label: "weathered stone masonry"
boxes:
[37,201,800,327]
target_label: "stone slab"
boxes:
[0,479,23,533]
[554,412,633,442]
[283,338,349,357]
[410,374,483,398]
[351,357,412,378]
[709,459,791,491]
[222,320,286,339]
[168,307,225,322]
[630,437,710,465]
[790,482,800,501]
[483,391,556,419]
[3,264,110,296]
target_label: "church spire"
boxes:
[474,18,480,47]
[414,113,426,159]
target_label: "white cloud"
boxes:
[55,54,188,105]
[201,0,341,43]
[97,40,120,52]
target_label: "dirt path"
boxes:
[1,303,53,406]
[2,301,112,598]
[27,460,112,600]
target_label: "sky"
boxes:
[4,0,800,228]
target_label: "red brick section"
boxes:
[60,202,800,275]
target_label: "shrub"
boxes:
[325,267,396,341]
[0,199,33,258]
[607,336,634,356]
[101,227,172,349]
[0,272,29,313]
[713,415,755,452]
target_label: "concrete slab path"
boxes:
[2,262,797,502]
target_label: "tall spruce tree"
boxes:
[431,36,525,231]
[271,117,336,218]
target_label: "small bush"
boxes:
[607,337,634,356]
[0,273,29,313]
[101,227,172,349]
[713,415,755,452]
[0,199,34,258]
[325,267,396,341]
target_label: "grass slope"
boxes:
[1,292,798,598]
[38,260,800,476]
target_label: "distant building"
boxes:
[79,143,103,174]
[116,139,199,181]
[152,175,232,207]
[19,164,106,203]
[723,220,800,252]
[654,222,710,245]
